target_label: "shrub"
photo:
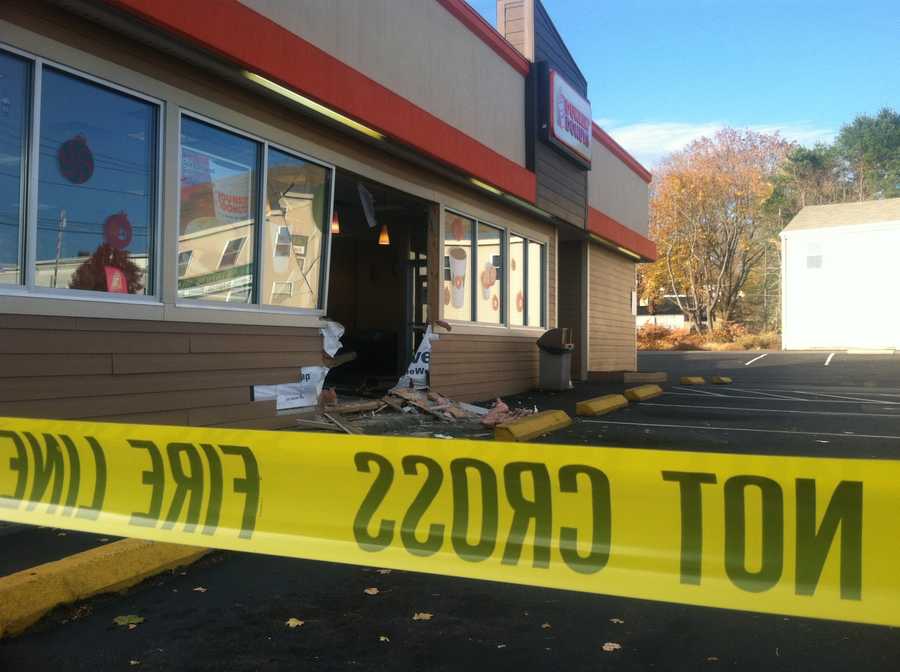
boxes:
[637,323,674,350]
[737,332,781,350]
[708,321,747,343]
[666,329,704,351]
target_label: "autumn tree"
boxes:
[642,128,791,332]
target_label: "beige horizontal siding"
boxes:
[587,245,636,372]
[430,333,539,402]
[0,314,320,429]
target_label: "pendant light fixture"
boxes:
[330,210,341,235]
[377,222,390,246]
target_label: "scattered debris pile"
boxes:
[292,387,535,435]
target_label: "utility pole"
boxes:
[52,209,67,288]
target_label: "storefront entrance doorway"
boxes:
[325,170,435,391]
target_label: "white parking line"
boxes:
[671,385,727,397]
[785,389,898,405]
[726,387,804,401]
[582,419,900,440]
[825,352,835,366]
[744,353,768,366]
[640,402,900,418]
[663,392,893,405]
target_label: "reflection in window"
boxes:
[35,67,158,294]
[263,148,330,309]
[219,237,246,269]
[476,223,503,324]
[177,250,192,278]
[0,52,29,285]
[273,226,292,257]
[178,116,258,303]
[443,212,474,321]
[527,241,545,327]
[271,280,293,303]
[509,235,525,326]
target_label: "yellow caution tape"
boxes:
[0,417,897,626]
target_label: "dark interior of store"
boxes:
[325,170,432,392]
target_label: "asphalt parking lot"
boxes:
[532,350,900,459]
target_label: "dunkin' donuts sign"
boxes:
[548,69,592,164]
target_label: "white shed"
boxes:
[780,198,900,350]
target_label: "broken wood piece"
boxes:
[295,418,343,431]
[322,412,357,434]
[323,400,384,414]
[406,400,453,422]
[380,396,407,413]
[323,351,358,368]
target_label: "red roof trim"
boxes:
[435,0,531,76]
[591,123,652,184]
[105,0,537,203]
[588,207,657,262]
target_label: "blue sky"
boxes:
[468,0,899,167]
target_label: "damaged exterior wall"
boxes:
[0,1,561,416]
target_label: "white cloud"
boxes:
[597,120,837,169]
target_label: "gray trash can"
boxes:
[537,328,574,391]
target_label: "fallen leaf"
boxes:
[285,618,304,628]
[707,657,719,662]
[379,635,390,642]
[497,644,507,649]
[412,612,432,621]
[193,587,208,593]
[99,538,109,543]
[602,642,622,652]
[376,569,392,575]
[129,661,140,667]
[57,532,67,537]
[609,618,625,624]
[128,624,138,630]
[541,623,552,629]
[113,615,144,627]
[363,587,380,596]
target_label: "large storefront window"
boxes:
[527,240,546,327]
[34,67,158,294]
[178,116,259,303]
[443,212,474,321]
[508,233,545,328]
[0,51,29,285]
[509,235,525,327]
[476,222,504,324]
[263,148,330,309]
[178,114,332,310]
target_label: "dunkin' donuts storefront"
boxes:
[0,0,654,427]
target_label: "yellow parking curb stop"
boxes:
[575,394,629,417]
[0,539,208,639]
[679,376,706,385]
[711,376,733,384]
[623,384,664,401]
[494,409,572,441]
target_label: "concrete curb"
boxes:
[495,410,572,442]
[624,385,664,401]
[679,376,706,385]
[0,539,209,639]
[575,394,629,417]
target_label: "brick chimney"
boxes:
[496,0,534,61]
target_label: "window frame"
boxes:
[176,109,335,315]
[442,207,548,330]
[0,41,164,304]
